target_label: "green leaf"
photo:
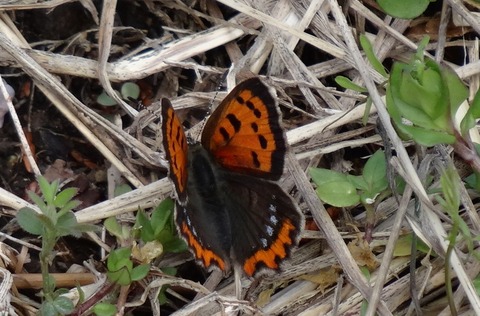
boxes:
[36,213,56,232]
[347,175,369,191]
[464,172,480,192]
[38,176,58,205]
[335,76,368,93]
[106,248,134,285]
[17,208,43,235]
[359,34,388,77]
[163,237,188,253]
[460,86,480,135]
[161,267,177,276]
[131,264,150,281]
[394,122,456,146]
[460,111,475,137]
[469,88,480,118]
[74,223,99,233]
[57,200,82,217]
[136,210,154,242]
[377,0,431,19]
[27,191,47,211]
[121,82,140,100]
[53,296,74,314]
[158,285,169,305]
[362,150,388,195]
[114,183,132,197]
[310,168,360,207]
[108,248,132,271]
[439,167,460,214]
[443,67,468,116]
[152,200,174,237]
[393,235,413,256]
[104,217,123,240]
[75,284,85,304]
[362,97,373,126]
[39,301,57,316]
[107,267,132,286]
[56,211,81,237]
[97,91,118,106]
[93,303,117,316]
[53,187,78,209]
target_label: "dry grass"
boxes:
[0,0,480,315]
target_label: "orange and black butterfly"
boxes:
[161,78,303,277]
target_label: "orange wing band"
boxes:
[181,222,226,271]
[243,219,296,277]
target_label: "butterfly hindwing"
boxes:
[161,99,188,204]
[175,201,229,272]
[201,78,287,180]
[221,172,303,277]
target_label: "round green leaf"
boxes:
[39,301,57,316]
[131,264,150,281]
[17,208,43,235]
[93,303,117,316]
[121,82,140,100]
[107,268,132,286]
[377,0,431,19]
[53,296,74,314]
[97,91,118,106]
[114,183,132,197]
[310,168,360,207]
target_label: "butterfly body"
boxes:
[162,78,303,277]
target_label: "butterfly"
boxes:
[161,77,303,277]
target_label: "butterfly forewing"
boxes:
[202,78,287,180]
[161,99,188,204]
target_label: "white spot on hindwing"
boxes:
[266,225,274,236]
[270,215,278,225]
[269,203,277,213]
[261,238,268,248]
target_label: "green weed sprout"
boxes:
[16,176,96,316]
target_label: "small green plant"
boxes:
[106,248,150,286]
[96,82,140,106]
[435,167,480,315]
[310,150,388,207]
[134,198,187,254]
[386,37,480,178]
[387,37,469,146]
[16,176,97,316]
[310,150,390,241]
[98,199,185,312]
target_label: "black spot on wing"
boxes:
[219,127,230,142]
[258,135,267,149]
[226,113,241,133]
[251,151,260,168]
